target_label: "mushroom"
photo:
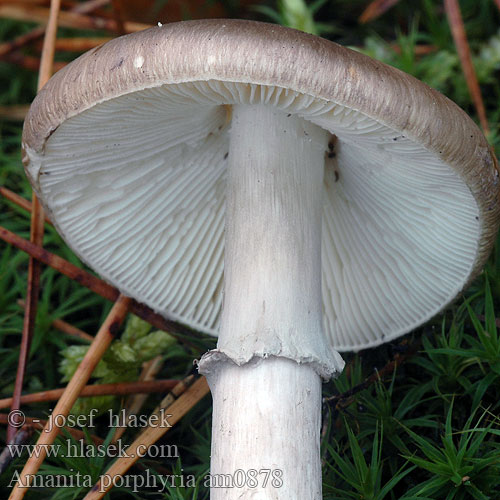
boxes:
[21,19,499,499]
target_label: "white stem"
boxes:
[199,105,344,499]
[207,356,322,499]
[217,104,342,375]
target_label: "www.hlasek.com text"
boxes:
[7,439,179,460]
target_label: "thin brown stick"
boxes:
[0,0,48,4]
[62,0,111,14]
[141,374,196,438]
[0,226,116,299]
[324,339,420,409]
[2,0,111,445]
[83,376,210,500]
[37,0,61,89]
[111,0,125,34]
[0,0,111,58]
[0,32,42,59]
[37,37,112,52]
[444,0,490,135]
[358,0,401,23]
[0,226,202,346]
[111,356,164,443]
[390,43,437,55]
[0,427,33,475]
[0,188,40,217]
[0,28,41,58]
[8,295,131,500]
[477,314,500,328]
[17,299,92,341]
[57,0,114,18]
[0,379,179,409]
[0,52,66,72]
[0,414,104,445]
[51,318,93,341]
[0,415,103,475]
[0,105,30,121]
[0,5,152,33]
[0,30,44,58]
[8,0,62,445]
[51,317,92,341]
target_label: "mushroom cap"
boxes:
[22,19,500,352]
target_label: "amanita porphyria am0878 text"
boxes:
[21,19,500,499]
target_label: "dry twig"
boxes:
[111,355,164,443]
[0,0,111,59]
[9,295,131,500]
[17,299,93,342]
[8,0,62,445]
[0,4,151,33]
[0,379,179,409]
[359,0,401,23]
[38,36,112,52]
[83,376,210,500]
[1,187,50,221]
[444,0,489,135]
[0,105,30,121]
[110,0,125,34]
[324,339,420,410]
[0,414,104,444]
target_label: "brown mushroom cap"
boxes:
[22,19,500,351]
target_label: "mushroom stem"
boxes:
[199,104,343,498]
[207,357,321,498]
